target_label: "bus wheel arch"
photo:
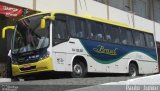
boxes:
[71,56,88,78]
[128,61,139,77]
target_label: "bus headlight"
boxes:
[39,52,50,60]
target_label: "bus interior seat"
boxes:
[106,35,111,41]
[114,38,120,43]
[57,34,61,38]
[77,32,83,38]
[90,33,94,39]
[135,40,140,46]
[150,42,154,47]
[96,34,103,41]
[37,37,49,49]
[122,40,127,44]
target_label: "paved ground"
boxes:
[0,73,136,91]
[69,74,160,91]
[0,76,133,85]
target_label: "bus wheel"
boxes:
[129,63,138,77]
[71,61,86,78]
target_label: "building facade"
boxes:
[0,0,160,77]
[0,0,159,41]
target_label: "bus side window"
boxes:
[87,21,95,39]
[76,18,86,38]
[104,24,120,44]
[68,16,87,39]
[145,33,155,48]
[113,26,120,44]
[104,24,112,42]
[133,31,140,46]
[120,28,133,45]
[68,17,76,37]
[88,21,104,41]
[52,19,68,45]
[133,31,146,47]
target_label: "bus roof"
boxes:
[19,11,152,34]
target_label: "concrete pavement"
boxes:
[0,78,11,82]
[69,74,160,91]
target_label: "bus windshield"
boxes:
[12,14,50,54]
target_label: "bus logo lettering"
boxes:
[93,45,117,56]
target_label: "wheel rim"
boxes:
[73,64,82,75]
[130,66,136,77]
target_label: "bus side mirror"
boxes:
[2,26,15,39]
[41,18,46,29]
[40,16,55,30]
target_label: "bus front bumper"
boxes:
[12,57,53,76]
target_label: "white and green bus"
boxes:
[2,11,158,78]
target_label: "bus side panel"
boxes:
[51,38,158,74]
[135,52,158,74]
[138,61,158,74]
[51,38,96,72]
[89,51,158,74]
[52,42,68,71]
[80,39,158,74]
[65,38,96,72]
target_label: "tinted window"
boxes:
[68,17,76,37]
[76,19,87,38]
[52,20,68,45]
[120,28,133,45]
[88,21,104,41]
[104,24,120,43]
[145,33,155,48]
[133,31,146,47]
[68,16,88,38]
[13,14,50,53]
[56,14,66,20]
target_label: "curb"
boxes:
[0,78,11,82]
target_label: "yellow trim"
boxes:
[18,11,152,34]
[2,26,15,38]
[40,19,46,29]
[42,15,55,20]
[19,12,49,21]
[40,15,55,29]
[12,57,53,76]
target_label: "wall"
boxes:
[108,6,134,27]
[77,0,108,19]
[36,0,75,13]
[134,15,154,33]
[155,23,160,42]
[153,0,160,23]
[0,0,160,42]
[0,0,33,9]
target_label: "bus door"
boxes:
[52,18,69,71]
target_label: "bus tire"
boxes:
[71,61,87,78]
[129,63,138,77]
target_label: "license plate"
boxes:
[23,64,31,68]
